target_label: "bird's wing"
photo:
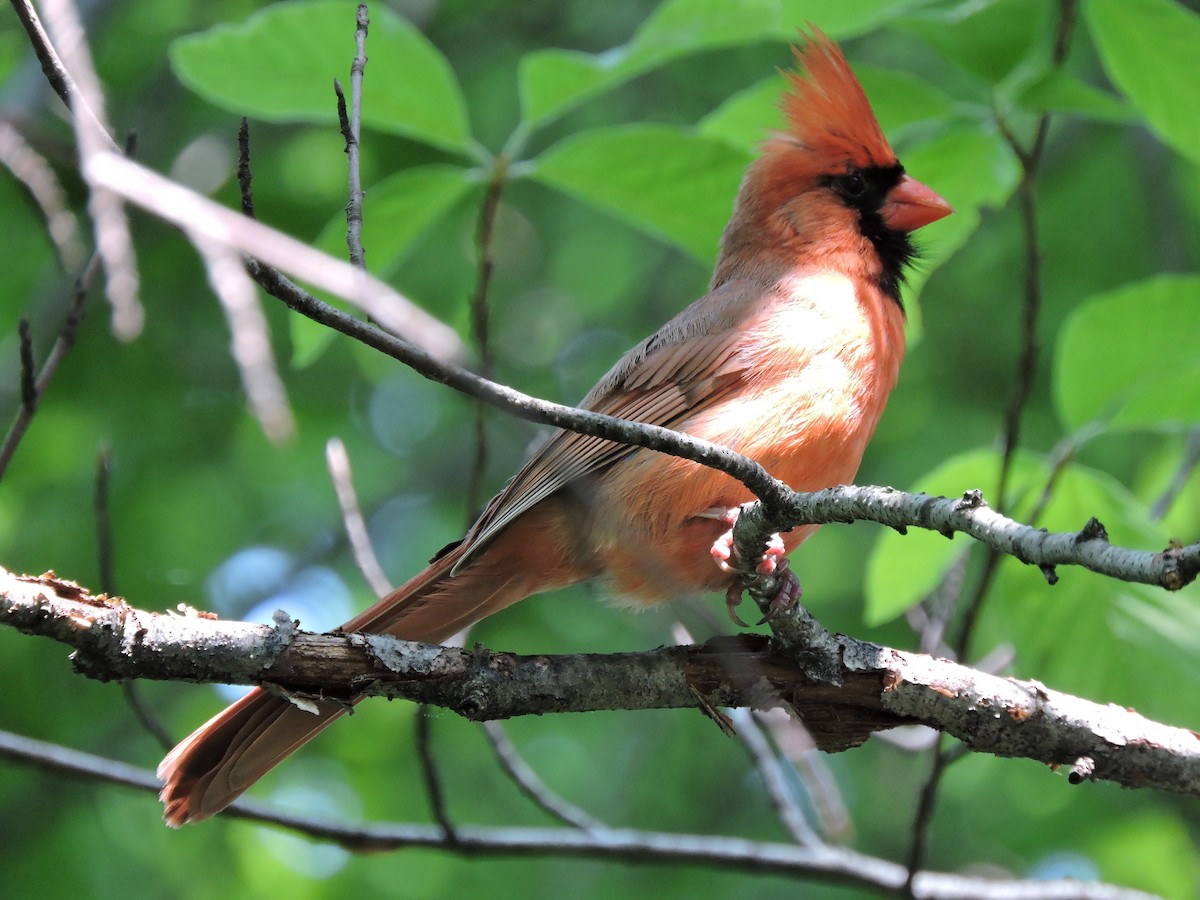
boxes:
[453,325,752,570]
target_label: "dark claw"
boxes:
[725,582,751,628]
[755,567,803,625]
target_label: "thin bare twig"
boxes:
[902,737,952,897]
[729,707,819,845]
[0,730,1148,898]
[1027,431,1089,526]
[954,0,1082,661]
[93,450,174,750]
[415,708,456,842]
[93,448,115,592]
[335,2,368,269]
[753,707,853,844]
[0,118,85,269]
[236,118,254,218]
[91,148,464,361]
[9,0,118,153]
[37,0,143,339]
[325,437,392,596]
[464,159,508,519]
[193,233,296,442]
[1150,429,1200,521]
[17,318,36,412]
[0,255,96,481]
[481,720,605,832]
[907,550,970,658]
[322,14,391,599]
[333,80,363,268]
[674,620,824,844]
[0,118,130,480]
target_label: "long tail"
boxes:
[158,506,582,826]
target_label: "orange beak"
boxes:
[881,175,953,233]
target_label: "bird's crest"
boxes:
[777,28,894,170]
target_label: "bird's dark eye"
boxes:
[837,171,867,199]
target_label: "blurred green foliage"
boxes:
[1,0,1197,897]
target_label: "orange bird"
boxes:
[159,29,951,825]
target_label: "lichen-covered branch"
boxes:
[729,487,1197,600]
[4,569,1196,798]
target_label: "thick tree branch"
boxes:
[4,569,1197,799]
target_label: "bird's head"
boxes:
[717,29,952,305]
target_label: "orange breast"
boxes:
[589,273,906,603]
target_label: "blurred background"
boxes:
[0,0,1197,896]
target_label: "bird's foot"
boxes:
[706,506,793,627]
[708,508,785,575]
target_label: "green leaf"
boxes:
[697,77,785,149]
[0,28,24,86]
[531,125,752,262]
[290,165,475,367]
[170,0,472,153]
[897,0,1050,85]
[909,124,1018,213]
[856,65,958,137]
[1090,812,1200,900]
[1014,70,1135,124]
[1053,275,1200,433]
[1087,0,1200,165]
[289,308,339,368]
[864,448,1047,625]
[518,0,936,131]
[895,124,1020,297]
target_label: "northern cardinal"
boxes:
[158,29,951,825]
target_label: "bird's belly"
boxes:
[585,371,882,603]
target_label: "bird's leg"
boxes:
[704,507,800,626]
